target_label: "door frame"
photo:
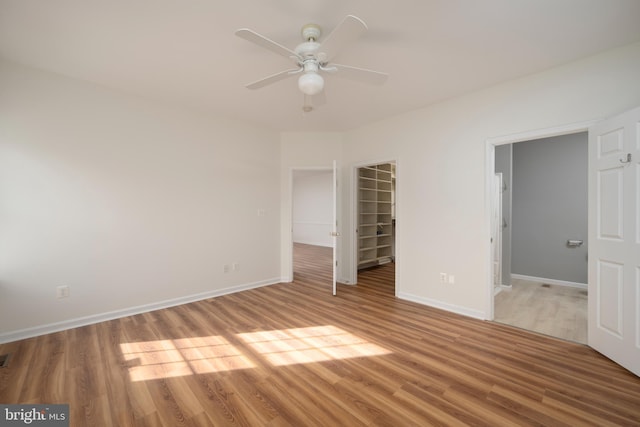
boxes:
[491,172,503,292]
[484,120,595,320]
[349,158,399,294]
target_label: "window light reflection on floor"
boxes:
[120,326,391,381]
[237,325,391,366]
[120,335,255,382]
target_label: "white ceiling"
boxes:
[2,0,640,132]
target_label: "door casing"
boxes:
[485,120,596,320]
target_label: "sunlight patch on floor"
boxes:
[120,326,390,381]
[120,335,255,382]
[237,325,391,366]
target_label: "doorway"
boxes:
[488,128,589,343]
[354,161,397,293]
[291,169,334,288]
[487,108,640,376]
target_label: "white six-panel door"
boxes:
[588,106,640,376]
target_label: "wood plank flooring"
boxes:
[293,242,332,285]
[494,278,588,344]
[1,244,639,426]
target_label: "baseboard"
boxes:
[281,275,293,283]
[397,292,486,321]
[293,240,332,248]
[510,274,587,289]
[0,277,281,344]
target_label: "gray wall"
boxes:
[495,144,512,286]
[511,132,588,284]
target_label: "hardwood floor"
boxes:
[494,278,588,344]
[1,245,639,426]
[293,242,332,285]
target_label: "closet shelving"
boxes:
[358,163,394,269]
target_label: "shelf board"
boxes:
[359,244,392,252]
[358,256,393,265]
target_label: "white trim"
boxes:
[0,278,281,344]
[511,273,587,289]
[398,292,486,320]
[486,120,597,146]
[485,141,496,320]
[493,285,512,296]
[293,240,332,247]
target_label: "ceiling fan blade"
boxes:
[236,28,300,61]
[246,68,301,90]
[318,15,368,62]
[331,64,388,85]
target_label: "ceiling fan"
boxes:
[235,15,388,112]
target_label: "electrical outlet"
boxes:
[448,275,455,284]
[56,285,70,299]
[223,264,230,273]
[439,273,447,283]
[232,263,239,272]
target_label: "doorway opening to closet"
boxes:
[355,161,396,293]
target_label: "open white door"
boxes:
[588,106,640,376]
[331,160,339,296]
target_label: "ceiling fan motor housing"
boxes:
[301,24,321,42]
[295,41,321,60]
[296,24,322,61]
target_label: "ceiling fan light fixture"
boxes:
[298,72,324,96]
[236,15,387,108]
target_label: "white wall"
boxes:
[292,171,333,247]
[280,132,343,282]
[0,60,281,341]
[341,41,640,319]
